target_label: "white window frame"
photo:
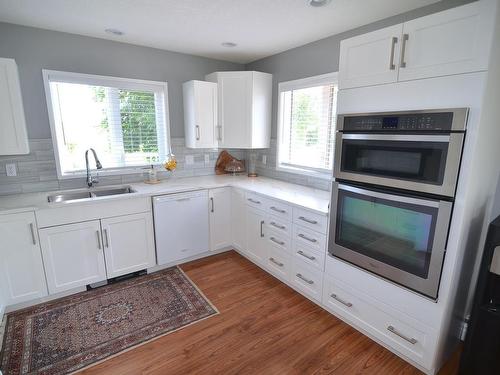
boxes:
[276,72,338,179]
[42,69,171,179]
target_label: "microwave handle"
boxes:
[341,134,450,142]
[337,183,440,208]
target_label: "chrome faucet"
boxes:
[85,148,103,187]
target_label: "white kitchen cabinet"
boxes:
[245,207,267,264]
[0,212,47,306]
[398,2,492,82]
[209,187,232,251]
[339,24,402,90]
[183,80,218,148]
[0,58,29,155]
[39,220,107,294]
[205,71,272,149]
[339,2,494,89]
[231,188,247,251]
[101,212,156,279]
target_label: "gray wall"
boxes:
[0,22,243,139]
[246,0,474,138]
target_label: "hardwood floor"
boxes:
[79,251,460,375]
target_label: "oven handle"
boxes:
[341,134,451,142]
[337,183,440,208]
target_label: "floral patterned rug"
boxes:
[0,267,218,375]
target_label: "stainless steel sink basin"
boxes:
[47,186,135,203]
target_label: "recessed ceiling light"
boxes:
[105,28,124,36]
[221,42,237,48]
[308,0,332,7]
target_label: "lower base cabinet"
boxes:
[245,207,267,264]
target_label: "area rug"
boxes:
[0,267,218,375]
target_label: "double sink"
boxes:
[47,186,135,203]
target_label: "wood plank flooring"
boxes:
[78,251,460,375]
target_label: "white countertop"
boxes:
[0,175,331,215]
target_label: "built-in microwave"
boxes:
[329,182,453,299]
[334,108,468,197]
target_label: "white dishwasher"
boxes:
[153,190,209,265]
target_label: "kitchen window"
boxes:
[277,72,338,178]
[43,70,170,178]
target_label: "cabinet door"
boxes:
[209,187,232,251]
[245,207,266,264]
[217,72,252,148]
[339,24,403,89]
[101,212,156,279]
[398,2,492,82]
[0,58,29,155]
[183,80,218,148]
[0,212,47,306]
[39,220,106,294]
[231,188,247,251]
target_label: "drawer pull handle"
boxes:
[297,250,315,261]
[330,293,353,307]
[248,198,261,204]
[269,257,284,267]
[296,273,314,285]
[270,222,286,230]
[387,325,418,345]
[298,233,317,243]
[299,216,318,225]
[270,237,285,246]
[270,206,286,214]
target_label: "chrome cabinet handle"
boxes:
[96,230,102,249]
[297,250,315,261]
[104,229,109,248]
[270,206,286,214]
[296,273,314,285]
[299,216,318,225]
[270,237,285,246]
[247,198,261,204]
[217,125,222,141]
[195,125,200,140]
[29,223,37,245]
[210,197,214,213]
[387,325,417,345]
[330,293,353,307]
[400,33,409,68]
[389,36,398,70]
[298,233,317,243]
[270,222,286,230]
[260,220,264,238]
[269,257,284,267]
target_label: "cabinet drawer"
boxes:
[293,242,325,271]
[293,207,328,234]
[291,259,323,302]
[266,246,291,282]
[264,199,292,221]
[266,215,291,237]
[294,225,326,253]
[322,274,432,368]
[246,192,266,210]
[266,227,291,254]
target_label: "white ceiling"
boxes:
[0,0,440,64]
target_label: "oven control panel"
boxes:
[340,111,457,132]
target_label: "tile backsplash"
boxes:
[0,138,330,195]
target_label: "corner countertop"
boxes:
[0,175,331,216]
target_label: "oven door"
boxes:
[328,182,452,299]
[334,133,464,197]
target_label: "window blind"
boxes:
[278,78,338,174]
[46,74,169,177]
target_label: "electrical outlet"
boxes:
[262,155,267,165]
[5,163,17,177]
[185,155,194,165]
[204,154,210,165]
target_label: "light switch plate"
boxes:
[204,154,210,165]
[262,155,267,165]
[6,163,17,177]
[185,155,194,165]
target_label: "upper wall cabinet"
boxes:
[205,71,272,149]
[339,1,495,90]
[183,80,218,149]
[0,58,29,155]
